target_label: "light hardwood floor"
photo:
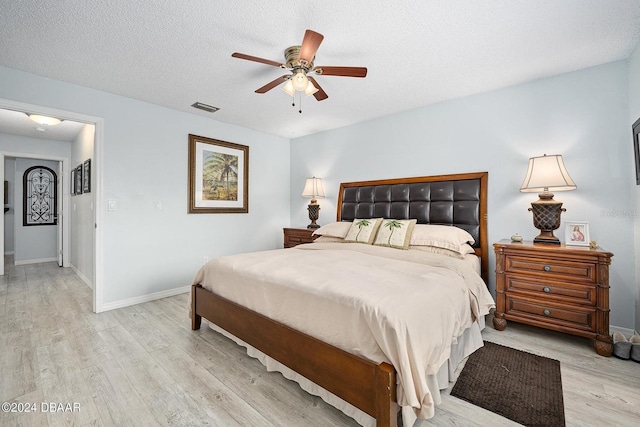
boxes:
[1,259,639,426]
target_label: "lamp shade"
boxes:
[292,70,309,91]
[304,81,319,97]
[520,154,576,193]
[302,177,325,199]
[282,79,295,96]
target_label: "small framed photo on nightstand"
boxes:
[565,221,590,246]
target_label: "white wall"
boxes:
[629,40,640,333]
[291,60,636,330]
[70,124,95,287]
[14,158,59,263]
[0,66,291,308]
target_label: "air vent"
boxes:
[191,102,220,113]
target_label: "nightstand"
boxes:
[283,227,318,248]
[493,240,614,356]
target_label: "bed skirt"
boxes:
[206,316,485,427]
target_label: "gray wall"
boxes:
[291,60,636,330]
[0,65,291,308]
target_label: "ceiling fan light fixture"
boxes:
[232,29,367,104]
[292,70,309,91]
[304,81,319,97]
[282,79,295,96]
[28,114,62,126]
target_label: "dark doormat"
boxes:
[450,341,565,427]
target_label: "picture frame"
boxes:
[188,134,249,214]
[75,165,83,195]
[633,117,640,185]
[565,221,590,246]
[83,159,91,193]
[70,168,76,195]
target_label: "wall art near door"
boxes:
[70,167,76,195]
[23,165,57,226]
[633,117,640,185]
[188,134,249,213]
[83,159,91,193]
[75,165,83,195]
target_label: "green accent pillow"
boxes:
[344,218,382,244]
[374,219,417,249]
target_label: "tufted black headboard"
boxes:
[337,172,488,282]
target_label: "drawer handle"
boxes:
[543,309,551,316]
[543,286,550,293]
[543,265,551,272]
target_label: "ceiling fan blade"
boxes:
[255,75,289,93]
[298,30,324,65]
[313,66,367,78]
[307,76,328,101]
[232,52,283,67]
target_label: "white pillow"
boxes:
[373,219,417,249]
[409,244,475,259]
[409,224,475,254]
[344,218,383,244]
[312,221,352,238]
[313,236,345,243]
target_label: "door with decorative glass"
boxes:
[23,165,58,227]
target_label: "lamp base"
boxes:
[528,192,565,245]
[533,232,561,245]
[307,200,320,229]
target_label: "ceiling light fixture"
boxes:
[28,114,62,126]
[282,70,319,114]
[282,72,318,98]
[292,69,309,91]
[282,79,295,97]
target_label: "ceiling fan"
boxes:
[232,29,367,107]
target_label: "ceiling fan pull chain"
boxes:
[299,92,303,114]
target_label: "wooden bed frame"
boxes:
[191,172,488,427]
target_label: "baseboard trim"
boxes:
[71,265,93,290]
[15,257,57,266]
[100,285,191,312]
[610,325,636,337]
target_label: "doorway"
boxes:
[0,98,104,313]
[4,156,66,268]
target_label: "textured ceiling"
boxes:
[1,0,640,139]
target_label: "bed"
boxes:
[191,172,492,427]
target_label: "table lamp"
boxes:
[302,177,325,229]
[520,154,576,244]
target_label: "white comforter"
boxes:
[191,242,495,419]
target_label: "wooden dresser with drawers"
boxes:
[283,227,317,248]
[493,240,613,356]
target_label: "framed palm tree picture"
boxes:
[188,134,249,213]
